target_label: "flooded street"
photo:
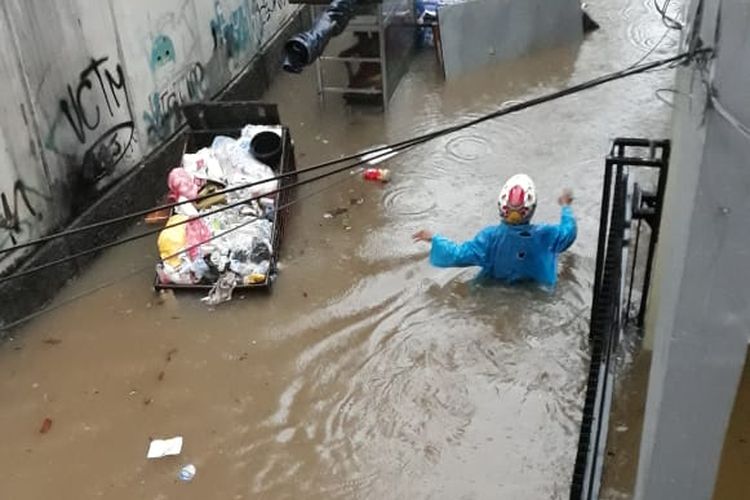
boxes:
[0,1,680,498]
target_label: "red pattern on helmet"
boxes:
[507,185,525,208]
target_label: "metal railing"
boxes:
[570,138,671,499]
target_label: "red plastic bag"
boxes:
[185,218,212,260]
[168,168,204,201]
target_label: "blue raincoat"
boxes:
[430,206,577,286]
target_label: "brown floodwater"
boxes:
[0,1,681,498]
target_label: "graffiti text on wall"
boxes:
[49,56,136,184]
[211,0,256,59]
[0,181,46,248]
[255,0,288,25]
[142,0,290,145]
[210,0,289,61]
[143,62,206,144]
[250,0,290,48]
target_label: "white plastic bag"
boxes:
[201,272,238,306]
[241,125,282,141]
[182,148,224,183]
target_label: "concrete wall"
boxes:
[438,0,583,79]
[636,0,750,498]
[0,0,298,276]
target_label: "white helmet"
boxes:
[498,174,537,225]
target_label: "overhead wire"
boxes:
[0,146,396,285]
[0,49,710,287]
[0,161,368,332]
[654,0,684,31]
[0,50,706,260]
[0,139,421,256]
[628,0,685,69]
[628,28,673,69]
[710,95,750,140]
[654,88,678,107]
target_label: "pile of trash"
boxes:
[156,125,282,295]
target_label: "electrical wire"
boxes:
[0,150,386,285]
[655,0,683,31]
[0,50,706,260]
[0,163,365,332]
[0,50,709,286]
[0,141,416,256]
[710,95,750,140]
[628,0,686,69]
[628,28,673,69]
[654,87,678,107]
[0,49,713,328]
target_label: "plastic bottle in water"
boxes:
[178,464,196,482]
[363,168,391,182]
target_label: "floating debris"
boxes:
[323,207,349,219]
[179,464,197,482]
[39,417,53,434]
[147,436,183,459]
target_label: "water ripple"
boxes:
[382,182,438,218]
[445,134,493,162]
[625,21,680,51]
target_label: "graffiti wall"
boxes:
[112,0,294,146]
[0,4,55,273]
[0,0,298,274]
[8,0,141,194]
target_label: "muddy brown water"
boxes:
[0,1,681,498]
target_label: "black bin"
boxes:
[154,101,297,292]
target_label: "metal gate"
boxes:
[570,138,671,499]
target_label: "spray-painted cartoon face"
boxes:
[150,35,176,72]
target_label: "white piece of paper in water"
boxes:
[147,436,183,459]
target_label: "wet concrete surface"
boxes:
[0,1,682,498]
[714,349,750,500]
[599,334,652,500]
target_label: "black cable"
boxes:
[654,0,683,31]
[627,1,684,72]
[0,142,413,256]
[711,95,750,139]
[654,87,678,107]
[0,51,705,259]
[628,28,672,69]
[0,151,381,285]
[0,50,713,324]
[0,50,708,285]
[159,166,364,270]
[0,163,363,331]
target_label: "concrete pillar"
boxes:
[635,1,750,497]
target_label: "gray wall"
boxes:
[438,0,582,79]
[636,0,750,498]
[0,0,299,276]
